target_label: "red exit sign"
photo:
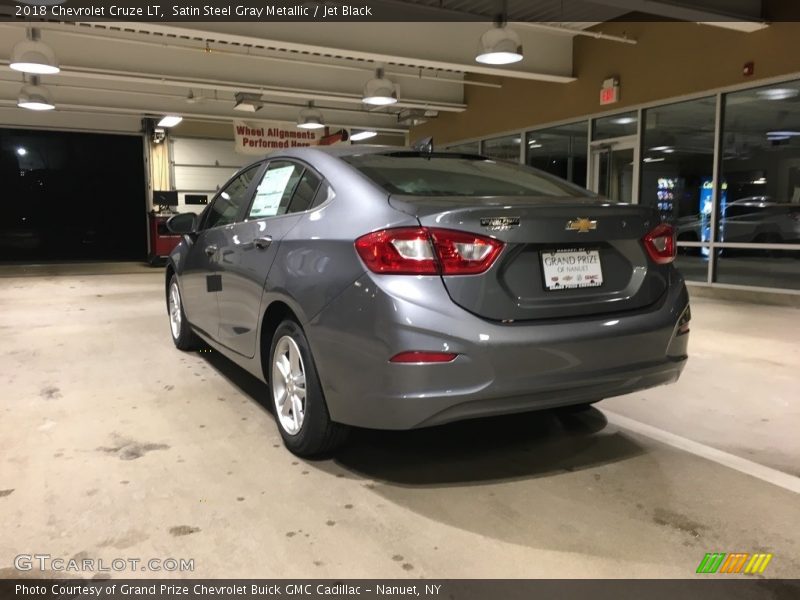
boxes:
[600,86,619,105]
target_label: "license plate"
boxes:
[541,248,603,291]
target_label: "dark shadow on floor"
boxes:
[196,346,644,487]
[329,408,644,486]
[197,347,274,413]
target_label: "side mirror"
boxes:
[166,212,198,235]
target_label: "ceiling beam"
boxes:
[0,62,468,113]
[83,21,576,83]
[586,0,768,32]
[0,24,501,89]
[0,99,409,133]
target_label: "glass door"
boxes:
[590,137,638,203]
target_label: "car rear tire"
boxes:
[269,319,349,457]
[167,275,201,351]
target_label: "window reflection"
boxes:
[640,98,716,249]
[526,121,588,187]
[482,135,521,162]
[720,81,800,246]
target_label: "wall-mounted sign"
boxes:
[600,77,620,106]
[233,121,353,154]
[233,120,321,155]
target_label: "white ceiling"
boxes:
[0,20,584,133]
[0,0,767,133]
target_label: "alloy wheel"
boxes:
[272,335,307,435]
[168,282,182,340]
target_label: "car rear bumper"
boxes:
[308,269,689,430]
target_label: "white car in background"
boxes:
[677,197,800,244]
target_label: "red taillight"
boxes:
[355,227,504,276]
[389,351,458,363]
[642,223,676,264]
[354,228,438,275]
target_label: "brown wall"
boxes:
[412,21,800,144]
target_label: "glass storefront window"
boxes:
[716,249,800,289]
[720,81,800,247]
[592,111,638,140]
[445,141,480,154]
[640,97,717,237]
[482,135,521,162]
[525,121,588,187]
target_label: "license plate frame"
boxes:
[541,247,604,291]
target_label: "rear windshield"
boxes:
[343,153,590,198]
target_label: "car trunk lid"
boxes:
[389,195,668,321]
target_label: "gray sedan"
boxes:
[165,147,690,456]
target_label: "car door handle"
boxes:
[204,244,218,256]
[254,236,273,250]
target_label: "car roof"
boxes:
[261,145,484,160]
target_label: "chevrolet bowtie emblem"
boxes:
[566,218,597,233]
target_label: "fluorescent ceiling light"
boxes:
[650,145,673,152]
[157,115,183,128]
[767,130,800,137]
[475,25,523,65]
[297,101,325,129]
[10,29,60,75]
[612,116,636,125]
[350,130,377,141]
[17,77,55,111]
[643,157,665,163]
[363,68,398,106]
[662,148,675,154]
[756,88,799,101]
[529,144,543,149]
[234,92,263,112]
[16,147,27,156]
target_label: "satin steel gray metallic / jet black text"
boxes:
[165,147,690,456]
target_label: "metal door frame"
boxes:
[588,135,639,203]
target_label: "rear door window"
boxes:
[287,169,322,213]
[247,161,304,219]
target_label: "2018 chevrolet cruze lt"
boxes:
[165,147,690,456]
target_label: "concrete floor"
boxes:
[1,268,798,579]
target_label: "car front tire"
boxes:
[269,319,349,457]
[167,275,200,351]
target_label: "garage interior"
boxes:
[1,0,800,580]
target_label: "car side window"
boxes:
[203,166,260,230]
[287,169,322,214]
[247,161,304,220]
[310,180,335,209]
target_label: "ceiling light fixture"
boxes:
[234,92,263,112]
[17,76,55,111]
[350,130,378,142]
[362,68,398,106]
[475,20,524,65]
[10,28,60,75]
[17,147,27,156]
[612,116,637,125]
[157,115,183,128]
[297,101,325,129]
